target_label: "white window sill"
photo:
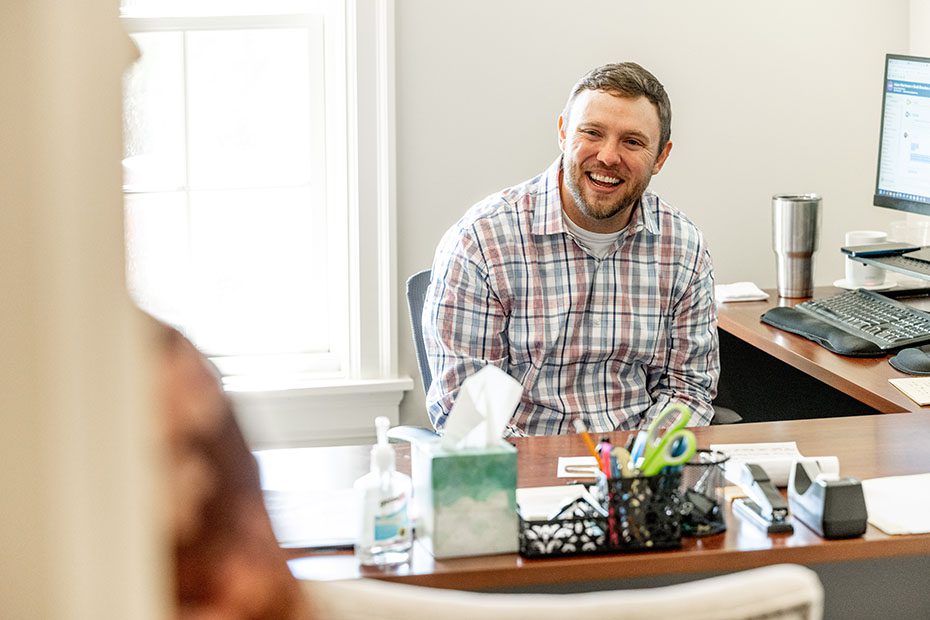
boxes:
[226,376,415,448]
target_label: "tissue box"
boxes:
[413,439,518,559]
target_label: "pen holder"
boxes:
[518,501,608,558]
[679,449,729,537]
[600,471,683,551]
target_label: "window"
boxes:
[121,0,410,447]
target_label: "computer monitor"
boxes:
[874,54,930,217]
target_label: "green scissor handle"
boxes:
[639,428,697,476]
[638,403,696,476]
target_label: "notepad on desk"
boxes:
[862,473,930,535]
[889,377,930,406]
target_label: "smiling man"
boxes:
[422,62,719,435]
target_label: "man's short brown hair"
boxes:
[563,62,672,152]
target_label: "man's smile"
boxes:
[586,171,623,189]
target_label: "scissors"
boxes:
[637,403,698,477]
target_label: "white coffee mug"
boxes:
[845,230,887,287]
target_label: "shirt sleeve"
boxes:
[642,242,720,427]
[421,224,510,431]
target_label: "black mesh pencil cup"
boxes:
[602,470,683,551]
[679,449,729,537]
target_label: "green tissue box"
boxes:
[412,440,518,559]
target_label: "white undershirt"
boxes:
[562,210,626,259]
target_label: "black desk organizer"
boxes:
[519,451,727,558]
[680,450,729,537]
[519,471,682,558]
[519,501,608,557]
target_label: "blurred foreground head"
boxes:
[155,322,309,619]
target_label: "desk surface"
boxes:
[716,286,930,415]
[282,413,930,591]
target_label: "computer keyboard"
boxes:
[868,253,930,278]
[795,289,930,350]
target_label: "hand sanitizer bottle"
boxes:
[354,416,413,566]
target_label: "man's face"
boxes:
[558,89,672,233]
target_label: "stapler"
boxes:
[788,460,868,539]
[732,463,794,534]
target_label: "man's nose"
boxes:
[596,140,623,167]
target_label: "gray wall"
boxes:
[395,0,914,427]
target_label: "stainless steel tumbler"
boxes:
[772,194,821,298]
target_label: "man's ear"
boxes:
[652,141,673,175]
[558,114,567,152]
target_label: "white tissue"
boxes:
[715,281,769,302]
[440,365,523,450]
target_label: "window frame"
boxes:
[122,0,411,447]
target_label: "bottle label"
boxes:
[374,504,410,543]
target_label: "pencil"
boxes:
[572,418,602,470]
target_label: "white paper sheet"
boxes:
[862,473,930,535]
[516,485,588,520]
[709,441,839,487]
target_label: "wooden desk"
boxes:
[716,286,930,419]
[282,415,930,596]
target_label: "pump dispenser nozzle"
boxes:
[372,416,395,473]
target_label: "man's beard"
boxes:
[564,159,650,223]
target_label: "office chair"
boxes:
[302,563,823,620]
[384,269,441,443]
[406,268,435,398]
[403,269,740,428]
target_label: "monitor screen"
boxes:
[874,54,930,217]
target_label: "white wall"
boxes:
[914,0,930,55]
[395,0,914,427]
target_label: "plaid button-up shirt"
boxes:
[422,158,719,435]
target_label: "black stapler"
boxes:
[788,460,868,539]
[732,463,794,534]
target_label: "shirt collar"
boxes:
[532,156,660,237]
[532,157,566,236]
[635,190,660,236]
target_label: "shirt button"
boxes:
[591,317,602,327]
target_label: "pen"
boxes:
[629,430,648,466]
[598,437,614,478]
[612,447,633,477]
[572,418,603,471]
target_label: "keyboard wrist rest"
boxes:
[760,306,886,357]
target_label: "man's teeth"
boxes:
[589,172,621,185]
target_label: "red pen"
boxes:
[598,437,613,479]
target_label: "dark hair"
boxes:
[563,62,672,151]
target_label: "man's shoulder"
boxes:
[452,169,549,235]
[644,190,706,245]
